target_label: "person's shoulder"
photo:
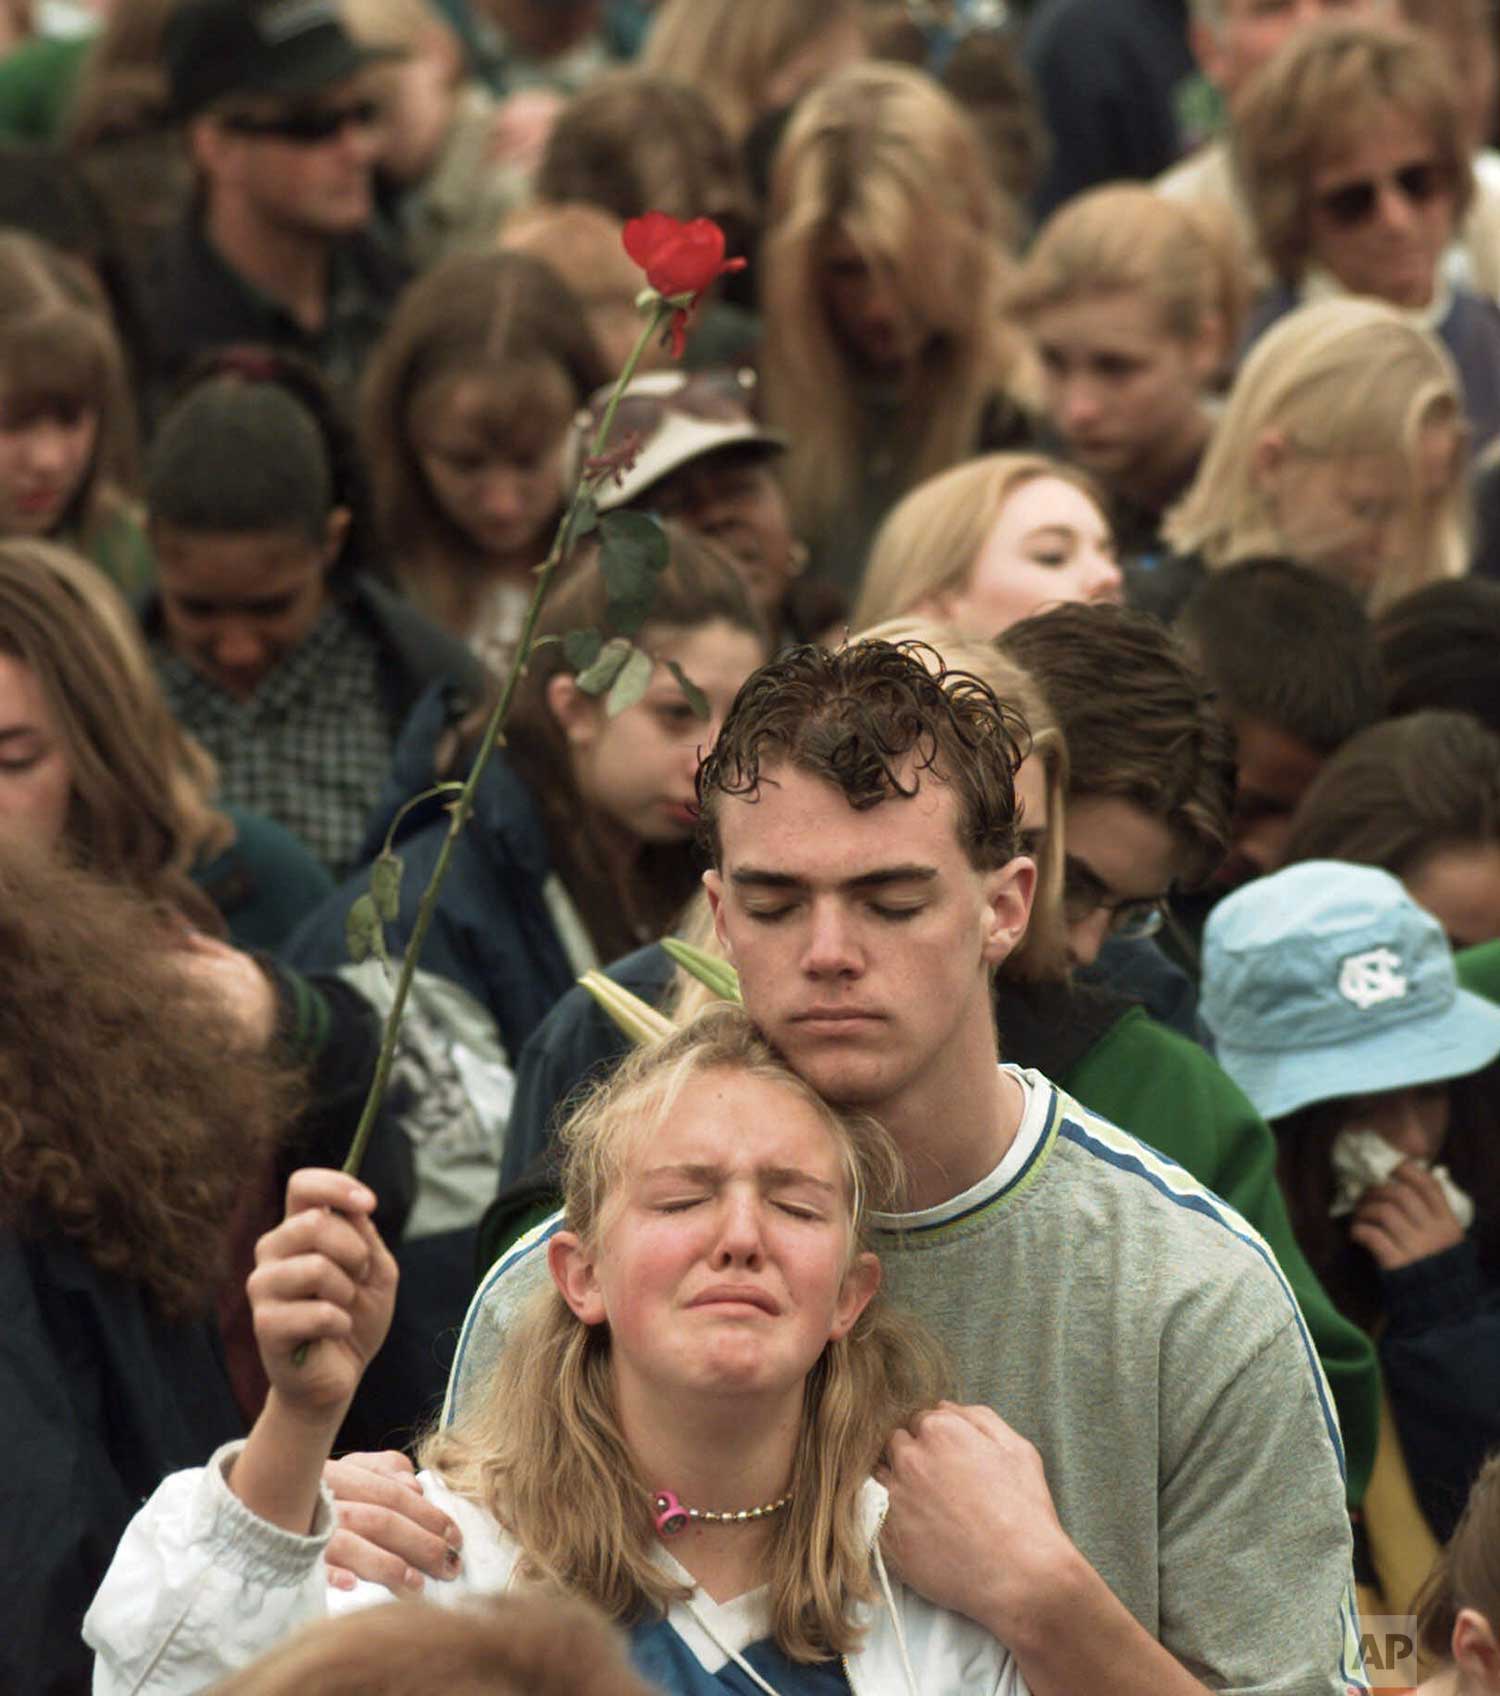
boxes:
[346,579,485,695]
[1045,1081,1279,1267]
[1156,137,1229,199]
[443,1207,562,1424]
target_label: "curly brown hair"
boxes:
[0,842,298,1319]
[695,639,1026,871]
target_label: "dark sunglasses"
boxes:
[1315,160,1449,228]
[221,98,380,146]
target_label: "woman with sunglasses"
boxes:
[1234,18,1500,454]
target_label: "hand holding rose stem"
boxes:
[276,217,744,1403]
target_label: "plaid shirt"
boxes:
[154,604,393,879]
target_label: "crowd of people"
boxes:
[4,0,1500,1691]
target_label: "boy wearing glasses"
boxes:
[143,0,408,408]
[999,601,1234,978]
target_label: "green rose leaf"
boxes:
[606,644,655,716]
[370,851,403,923]
[598,510,669,635]
[576,635,633,695]
[564,627,604,673]
[664,658,709,719]
[345,892,383,965]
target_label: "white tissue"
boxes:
[1328,1127,1475,1229]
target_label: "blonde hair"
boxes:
[854,452,1108,631]
[0,538,232,920]
[761,63,1033,545]
[1163,297,1466,610]
[641,0,863,142]
[1009,182,1245,353]
[422,1004,950,1663]
[1233,19,1473,283]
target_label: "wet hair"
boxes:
[0,840,295,1319]
[146,372,335,542]
[423,1003,949,1663]
[1177,557,1385,755]
[213,1592,655,1696]
[696,638,1026,873]
[1280,711,1500,880]
[854,616,1072,982]
[1378,578,1500,734]
[0,228,137,540]
[535,69,751,238]
[1000,603,1235,886]
[1415,1451,1500,1666]
[1233,19,1474,284]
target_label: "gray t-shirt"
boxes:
[446,1068,1363,1694]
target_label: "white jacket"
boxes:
[85,1444,1026,1696]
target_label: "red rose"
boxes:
[623,212,746,299]
[622,212,747,358]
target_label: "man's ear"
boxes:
[1453,1606,1500,1690]
[830,1250,881,1342]
[547,1230,606,1326]
[980,855,1037,967]
[320,505,352,570]
[703,868,736,963]
[190,113,237,181]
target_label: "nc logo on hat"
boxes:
[1338,947,1407,1011]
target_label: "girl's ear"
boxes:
[319,505,352,570]
[547,1230,607,1326]
[1250,426,1288,497]
[546,672,600,750]
[830,1250,881,1342]
[1453,1606,1500,1691]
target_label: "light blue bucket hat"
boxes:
[1201,861,1500,1122]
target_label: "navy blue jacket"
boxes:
[284,686,578,1061]
[1380,1238,1500,1543]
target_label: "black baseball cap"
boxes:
[165,0,395,120]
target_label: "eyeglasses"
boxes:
[1314,160,1449,228]
[1061,856,1168,942]
[220,98,381,146]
